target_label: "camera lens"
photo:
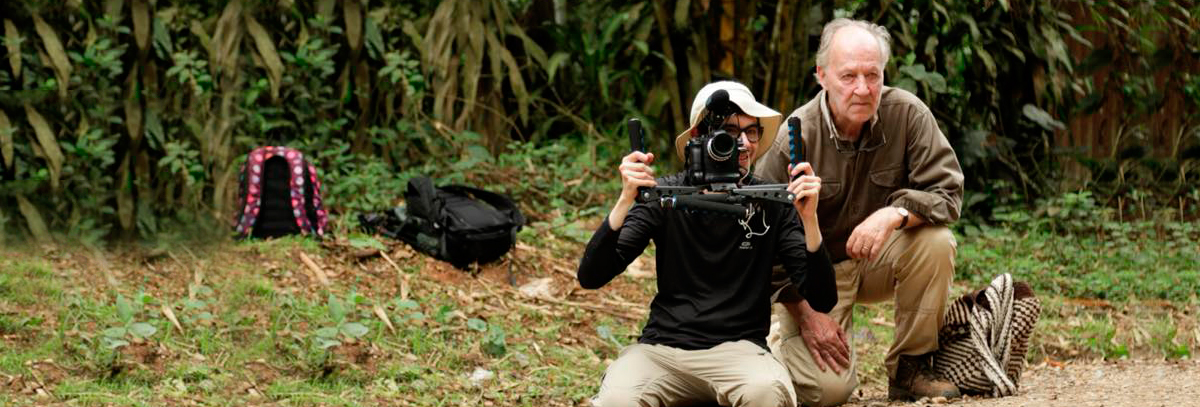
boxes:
[707,131,737,161]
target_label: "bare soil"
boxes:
[843,359,1200,407]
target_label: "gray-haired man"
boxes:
[756,18,965,405]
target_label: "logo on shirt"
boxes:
[740,240,753,250]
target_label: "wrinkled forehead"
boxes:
[830,27,885,68]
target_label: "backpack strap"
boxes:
[273,147,314,236]
[235,147,272,238]
[304,160,327,237]
[405,176,442,223]
[440,185,526,232]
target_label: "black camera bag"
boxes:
[388,176,525,269]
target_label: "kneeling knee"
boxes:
[912,226,956,259]
[731,381,794,407]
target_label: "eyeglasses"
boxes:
[720,124,765,143]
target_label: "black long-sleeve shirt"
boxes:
[577,173,836,350]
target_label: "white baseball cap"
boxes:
[673,81,782,164]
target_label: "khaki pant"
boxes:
[769,226,956,406]
[592,340,797,407]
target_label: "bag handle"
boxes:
[405,176,443,222]
[965,274,1019,397]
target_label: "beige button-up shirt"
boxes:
[755,86,964,263]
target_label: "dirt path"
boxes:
[845,359,1200,406]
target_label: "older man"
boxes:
[754,19,965,405]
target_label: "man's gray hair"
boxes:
[815,18,892,69]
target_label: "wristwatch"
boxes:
[894,207,910,230]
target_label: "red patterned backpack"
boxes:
[233,146,328,239]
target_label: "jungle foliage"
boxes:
[0,0,1196,244]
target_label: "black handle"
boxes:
[628,118,644,153]
[627,118,651,203]
[670,195,748,217]
[787,117,803,181]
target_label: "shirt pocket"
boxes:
[869,167,906,189]
[819,180,842,201]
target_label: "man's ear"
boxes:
[813,66,826,88]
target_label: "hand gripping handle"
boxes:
[627,118,651,203]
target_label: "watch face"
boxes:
[897,207,909,216]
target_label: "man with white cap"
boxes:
[755,18,964,405]
[577,81,838,407]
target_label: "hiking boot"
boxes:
[888,353,960,401]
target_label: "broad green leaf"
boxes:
[364,17,384,58]
[136,291,156,305]
[316,337,340,349]
[103,327,127,338]
[116,294,134,322]
[24,105,63,189]
[244,15,283,99]
[314,327,339,338]
[14,195,50,244]
[31,14,71,98]
[1022,104,1066,131]
[128,322,157,338]
[152,15,172,55]
[195,312,214,320]
[4,19,20,79]
[546,52,570,83]
[103,337,130,349]
[209,0,243,76]
[467,318,487,332]
[673,0,691,28]
[395,299,419,310]
[328,294,346,323]
[348,235,385,251]
[0,109,13,169]
[341,322,369,338]
[131,0,150,50]
[343,0,363,52]
[105,0,125,21]
[975,47,998,78]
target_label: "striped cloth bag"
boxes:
[933,273,1041,397]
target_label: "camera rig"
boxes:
[627,115,806,218]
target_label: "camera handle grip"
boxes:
[627,118,652,203]
[787,117,804,182]
[628,118,645,153]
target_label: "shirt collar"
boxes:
[819,89,879,141]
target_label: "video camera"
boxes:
[683,89,743,190]
[627,90,806,217]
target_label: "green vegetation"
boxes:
[0,0,1196,405]
[0,223,1196,405]
[0,0,1195,243]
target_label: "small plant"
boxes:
[100,293,159,350]
[177,283,216,326]
[393,298,424,324]
[482,325,507,357]
[311,293,371,351]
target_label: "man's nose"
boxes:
[853,77,871,95]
